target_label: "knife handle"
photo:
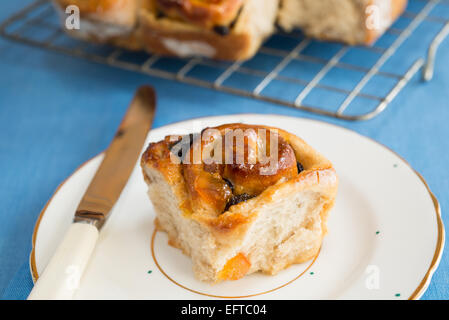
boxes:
[28,223,99,300]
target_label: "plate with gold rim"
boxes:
[30,114,444,299]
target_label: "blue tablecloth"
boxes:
[1,0,448,300]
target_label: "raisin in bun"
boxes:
[141,123,338,282]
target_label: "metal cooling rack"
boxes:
[1,0,449,120]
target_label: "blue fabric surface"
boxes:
[0,1,448,300]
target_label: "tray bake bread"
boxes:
[52,0,408,60]
[141,124,338,282]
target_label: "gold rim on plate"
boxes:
[150,229,320,298]
[29,117,445,300]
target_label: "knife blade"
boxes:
[74,86,156,229]
[28,86,156,300]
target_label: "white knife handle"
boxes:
[28,223,99,300]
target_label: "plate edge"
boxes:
[29,152,103,283]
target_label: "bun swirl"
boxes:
[177,124,299,216]
[141,122,338,282]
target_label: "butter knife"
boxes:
[28,86,156,300]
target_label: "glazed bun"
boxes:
[141,123,338,282]
[180,124,299,216]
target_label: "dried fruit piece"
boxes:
[297,161,304,174]
[224,193,255,212]
[218,253,251,281]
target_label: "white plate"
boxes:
[30,114,444,300]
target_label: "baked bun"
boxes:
[139,0,280,60]
[52,0,141,49]
[141,123,338,282]
[278,0,408,45]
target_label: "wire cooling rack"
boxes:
[1,0,449,120]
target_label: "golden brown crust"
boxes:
[55,0,138,25]
[155,0,244,28]
[142,135,185,186]
[390,0,408,19]
[139,9,256,60]
[365,0,408,44]
[53,0,141,49]
[57,0,122,13]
